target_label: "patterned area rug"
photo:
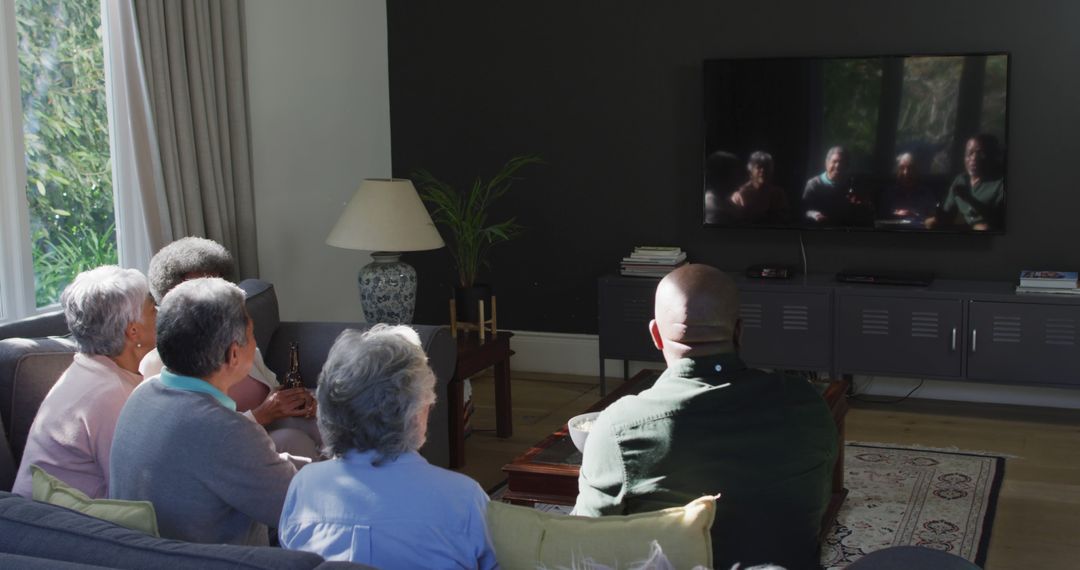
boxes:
[491,443,1005,569]
[822,443,1004,569]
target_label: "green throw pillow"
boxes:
[31,465,160,537]
[487,496,715,569]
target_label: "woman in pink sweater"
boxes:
[12,266,157,499]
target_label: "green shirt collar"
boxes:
[668,352,748,383]
[159,368,237,411]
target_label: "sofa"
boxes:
[237,278,456,469]
[0,278,456,567]
[0,490,371,569]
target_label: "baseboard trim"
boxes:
[506,329,660,380]
[507,330,1080,410]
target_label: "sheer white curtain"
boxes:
[102,0,172,274]
[0,0,35,320]
[1,0,169,322]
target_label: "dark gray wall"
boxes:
[388,0,1080,334]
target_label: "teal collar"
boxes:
[159,368,237,411]
[819,172,835,186]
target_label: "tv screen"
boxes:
[703,53,1009,233]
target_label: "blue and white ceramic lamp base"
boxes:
[358,252,417,324]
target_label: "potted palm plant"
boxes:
[412,154,543,323]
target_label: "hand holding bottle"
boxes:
[252,387,315,425]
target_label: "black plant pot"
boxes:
[455,284,492,323]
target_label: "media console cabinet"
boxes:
[598,274,1080,395]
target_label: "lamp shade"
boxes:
[326,178,444,252]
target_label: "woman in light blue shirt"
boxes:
[279,325,498,569]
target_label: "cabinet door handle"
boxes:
[951,327,957,351]
[971,329,978,352]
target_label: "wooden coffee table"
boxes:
[501,369,850,535]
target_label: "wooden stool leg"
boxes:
[449,298,458,338]
[491,296,497,336]
[478,300,486,342]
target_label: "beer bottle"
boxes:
[284,342,304,389]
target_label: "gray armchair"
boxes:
[0,278,457,492]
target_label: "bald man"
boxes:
[574,265,837,570]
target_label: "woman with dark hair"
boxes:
[139,237,320,458]
[729,151,789,223]
[278,325,496,568]
[13,266,156,498]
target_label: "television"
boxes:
[703,53,1010,233]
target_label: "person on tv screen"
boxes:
[802,145,859,225]
[704,151,743,224]
[729,151,789,223]
[925,134,1005,231]
[877,152,938,225]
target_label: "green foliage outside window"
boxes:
[823,59,882,160]
[16,0,116,307]
[980,55,1008,144]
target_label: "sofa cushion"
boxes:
[0,337,77,470]
[32,465,159,536]
[0,552,114,569]
[0,311,67,341]
[0,491,335,569]
[263,322,455,469]
[486,496,715,569]
[239,279,281,355]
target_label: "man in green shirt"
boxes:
[574,265,837,570]
[926,134,1005,231]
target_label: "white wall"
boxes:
[246,0,390,321]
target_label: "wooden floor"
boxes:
[454,370,1080,570]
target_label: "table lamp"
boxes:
[326,178,444,323]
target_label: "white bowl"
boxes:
[568,411,602,453]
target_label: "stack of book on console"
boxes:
[1016,270,1080,295]
[620,246,687,278]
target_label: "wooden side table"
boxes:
[447,331,514,468]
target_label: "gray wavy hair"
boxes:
[155,278,249,378]
[148,237,234,303]
[316,325,437,464]
[61,266,150,357]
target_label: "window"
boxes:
[1,0,118,321]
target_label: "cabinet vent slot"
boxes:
[1045,317,1076,346]
[623,298,652,322]
[910,311,939,339]
[782,305,809,331]
[740,303,763,328]
[860,309,889,335]
[991,315,1021,343]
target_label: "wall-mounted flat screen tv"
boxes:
[703,53,1009,233]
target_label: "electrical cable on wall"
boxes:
[851,376,925,404]
[798,231,808,284]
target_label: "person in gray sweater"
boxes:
[110,277,300,546]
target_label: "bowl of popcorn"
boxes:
[568,412,602,453]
